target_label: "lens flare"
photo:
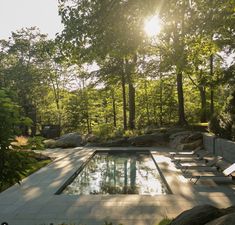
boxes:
[144,15,161,37]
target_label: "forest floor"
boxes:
[0,147,235,225]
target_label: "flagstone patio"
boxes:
[0,147,235,225]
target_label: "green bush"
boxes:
[156,218,172,225]
[0,89,31,189]
[27,136,45,150]
[0,150,35,189]
[209,89,235,141]
[93,123,114,140]
[209,113,232,139]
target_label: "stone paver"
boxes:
[0,147,235,225]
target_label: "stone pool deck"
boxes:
[0,147,235,225]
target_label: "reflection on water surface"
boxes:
[62,151,169,195]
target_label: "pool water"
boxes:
[61,151,169,195]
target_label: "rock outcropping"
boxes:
[170,205,235,225]
[44,133,82,148]
[169,131,203,150]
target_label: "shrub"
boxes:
[209,89,235,141]
[0,150,35,189]
[123,129,140,138]
[156,218,172,225]
[209,113,232,139]
[93,123,114,141]
[11,136,29,149]
[27,136,45,150]
[0,89,31,189]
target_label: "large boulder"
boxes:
[169,131,193,140]
[205,213,235,225]
[183,132,203,143]
[44,133,83,148]
[103,137,130,147]
[55,133,82,148]
[167,127,189,136]
[169,131,192,149]
[43,139,57,148]
[128,132,168,146]
[169,205,224,225]
[144,126,168,134]
[169,131,203,150]
[84,133,100,143]
[177,139,203,150]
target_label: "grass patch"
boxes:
[156,218,172,225]
[0,151,51,193]
[23,159,51,178]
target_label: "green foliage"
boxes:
[0,89,20,145]
[156,218,172,225]
[0,150,35,190]
[0,89,31,189]
[123,129,141,138]
[0,151,51,192]
[93,123,114,141]
[209,113,232,139]
[209,89,235,140]
[104,222,123,225]
[0,1,234,137]
[21,117,33,127]
[27,136,45,150]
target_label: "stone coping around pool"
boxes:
[0,147,235,225]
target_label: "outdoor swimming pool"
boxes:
[57,150,170,195]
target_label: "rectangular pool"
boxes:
[58,151,170,195]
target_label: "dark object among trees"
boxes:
[41,125,60,139]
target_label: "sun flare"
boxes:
[144,15,161,37]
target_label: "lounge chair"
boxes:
[170,147,203,158]
[172,150,210,164]
[177,156,223,172]
[184,163,235,184]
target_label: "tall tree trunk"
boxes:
[159,71,163,126]
[144,80,150,125]
[158,52,163,126]
[50,76,61,129]
[126,56,136,130]
[199,86,207,122]
[210,54,214,116]
[111,89,117,127]
[121,71,127,130]
[128,80,136,129]
[30,106,37,136]
[176,71,187,125]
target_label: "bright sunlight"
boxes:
[144,15,161,37]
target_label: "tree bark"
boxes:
[144,80,150,125]
[128,80,136,129]
[121,70,127,130]
[159,73,163,126]
[176,71,187,125]
[126,56,136,130]
[111,89,117,127]
[210,54,214,116]
[199,86,207,122]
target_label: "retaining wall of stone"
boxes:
[203,133,235,163]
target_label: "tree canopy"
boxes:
[0,0,234,137]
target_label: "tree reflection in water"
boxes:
[63,152,168,195]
